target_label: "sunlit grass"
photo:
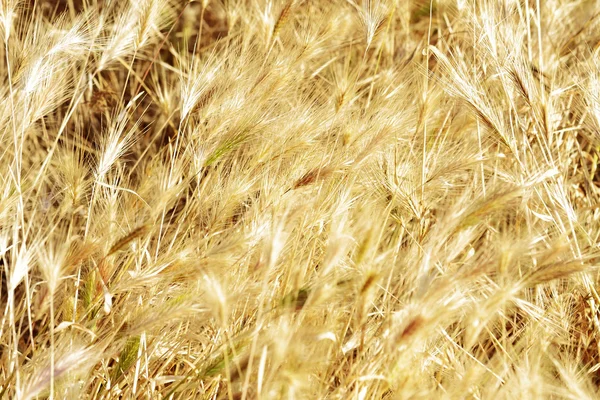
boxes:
[1,0,600,399]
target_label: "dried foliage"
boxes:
[1,0,600,398]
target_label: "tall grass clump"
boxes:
[2,0,600,398]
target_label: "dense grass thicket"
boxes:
[2,0,600,398]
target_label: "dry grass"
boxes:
[2,0,600,398]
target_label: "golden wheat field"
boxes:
[3,0,600,398]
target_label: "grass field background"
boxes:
[1,0,600,398]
